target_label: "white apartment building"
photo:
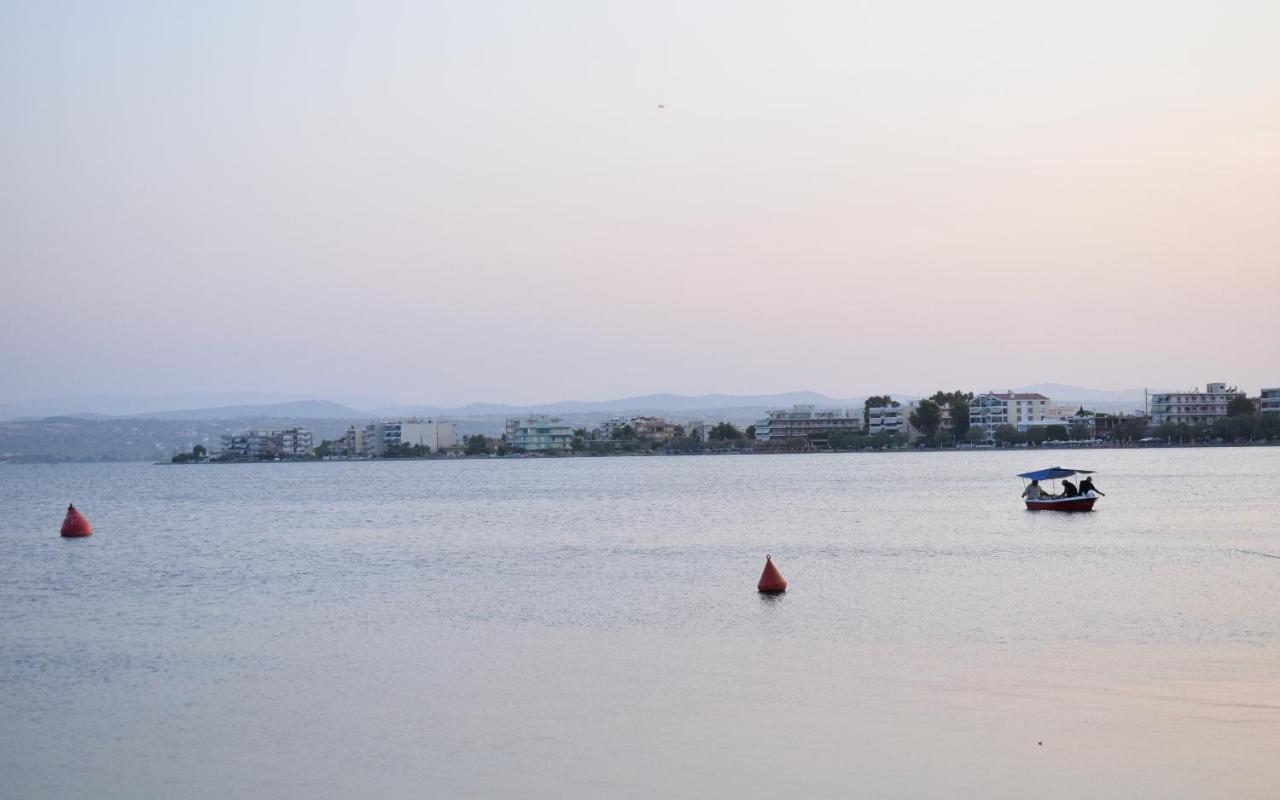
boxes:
[1259,387,1279,415]
[277,428,314,457]
[505,416,573,452]
[398,419,459,450]
[969,392,1051,436]
[1149,383,1244,426]
[340,426,367,457]
[358,418,458,455]
[867,404,907,436]
[759,404,862,443]
[220,428,314,459]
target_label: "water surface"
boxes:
[2,449,1278,798]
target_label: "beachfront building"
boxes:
[395,419,458,451]
[340,426,367,457]
[1260,388,1280,415]
[506,416,573,452]
[685,419,707,441]
[867,404,906,436]
[598,415,680,441]
[220,428,314,459]
[598,417,628,439]
[346,419,458,455]
[757,404,862,444]
[969,392,1052,437]
[276,428,314,457]
[629,416,679,441]
[1148,383,1244,426]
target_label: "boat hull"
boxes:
[1025,496,1097,512]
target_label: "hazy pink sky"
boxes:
[3,1,1277,405]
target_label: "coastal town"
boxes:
[193,383,1280,462]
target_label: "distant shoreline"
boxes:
[160,438,1280,465]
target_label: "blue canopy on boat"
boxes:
[1016,467,1095,480]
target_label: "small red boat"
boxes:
[1018,467,1102,512]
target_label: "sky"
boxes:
[2,0,1278,407]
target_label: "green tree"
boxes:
[993,424,1024,446]
[909,399,942,438]
[1256,413,1280,440]
[745,424,757,440]
[1026,426,1049,446]
[572,428,589,438]
[1045,424,1068,441]
[1214,414,1260,442]
[708,422,743,441]
[464,434,490,456]
[1227,396,1255,416]
[384,442,431,458]
[828,430,857,450]
[965,428,987,445]
[171,444,209,463]
[949,396,971,437]
[928,390,972,437]
[611,424,637,441]
[570,436,587,453]
[1069,422,1092,441]
[1112,418,1149,442]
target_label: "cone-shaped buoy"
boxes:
[60,504,93,538]
[757,554,787,594]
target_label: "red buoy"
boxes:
[60,504,93,538]
[757,554,787,594]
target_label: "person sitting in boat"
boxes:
[1079,476,1104,496]
[1060,479,1080,498]
[1022,480,1047,501]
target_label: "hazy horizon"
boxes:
[0,381,1204,422]
[4,1,1278,406]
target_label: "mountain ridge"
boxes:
[2,383,1165,422]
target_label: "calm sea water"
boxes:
[2,449,1278,799]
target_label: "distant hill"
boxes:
[0,415,355,462]
[0,392,382,421]
[135,400,363,421]
[2,384,1170,427]
[370,390,881,419]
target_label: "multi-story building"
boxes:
[629,416,679,440]
[1260,387,1280,415]
[598,416,681,441]
[506,416,573,452]
[340,426,367,457]
[969,392,1051,436]
[759,404,862,443]
[598,417,628,439]
[684,419,707,441]
[358,419,458,455]
[397,419,458,451]
[866,404,906,436]
[219,428,314,459]
[277,428,314,457]
[1149,383,1244,426]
